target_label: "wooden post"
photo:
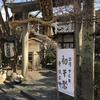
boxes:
[13,40,17,73]
[81,0,95,100]
[0,48,2,68]
[74,0,81,72]
[75,21,81,72]
[22,11,28,77]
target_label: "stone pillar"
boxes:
[22,11,28,77]
[34,51,40,70]
[32,52,34,70]
[81,0,95,100]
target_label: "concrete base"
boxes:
[0,70,7,84]
[0,75,6,84]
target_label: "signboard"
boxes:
[57,49,76,97]
[39,0,53,21]
[4,42,14,58]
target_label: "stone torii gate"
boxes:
[6,0,54,77]
[6,1,37,77]
[6,0,55,77]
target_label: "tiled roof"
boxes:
[57,23,74,33]
[54,22,74,34]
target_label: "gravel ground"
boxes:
[6,68,73,100]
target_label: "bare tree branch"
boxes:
[30,28,60,50]
[0,11,7,36]
[9,11,84,27]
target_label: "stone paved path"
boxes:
[0,84,11,100]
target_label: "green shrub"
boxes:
[94,62,100,96]
[45,52,56,68]
[76,62,100,97]
[2,54,11,66]
[77,70,82,87]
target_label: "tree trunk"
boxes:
[0,11,7,37]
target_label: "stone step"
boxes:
[0,75,7,84]
[1,81,34,100]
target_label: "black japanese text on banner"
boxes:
[57,49,76,97]
[4,42,14,58]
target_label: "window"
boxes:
[59,42,74,48]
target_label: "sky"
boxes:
[0,0,37,21]
[0,1,11,21]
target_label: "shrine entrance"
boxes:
[6,0,100,100]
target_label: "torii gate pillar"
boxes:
[22,11,28,77]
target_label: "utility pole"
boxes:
[81,0,95,100]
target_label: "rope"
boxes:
[9,11,84,27]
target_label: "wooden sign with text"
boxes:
[39,0,53,21]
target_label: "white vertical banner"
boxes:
[57,49,76,97]
[4,42,14,58]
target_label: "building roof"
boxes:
[6,0,73,13]
[52,22,74,34]
[29,37,43,43]
[6,1,39,13]
[57,22,74,33]
[0,36,17,42]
